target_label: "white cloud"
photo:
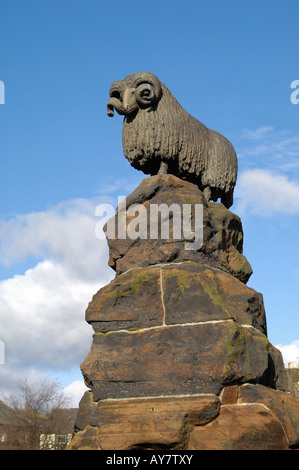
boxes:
[235,169,299,216]
[241,126,275,141]
[232,126,299,216]
[275,340,299,367]
[0,197,115,394]
[0,259,97,368]
[0,363,60,402]
[63,380,88,408]
[0,197,113,283]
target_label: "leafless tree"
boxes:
[3,377,71,450]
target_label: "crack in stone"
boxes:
[160,267,166,325]
[94,318,238,336]
[100,392,218,402]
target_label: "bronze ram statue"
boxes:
[107,71,238,208]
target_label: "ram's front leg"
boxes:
[158,160,168,175]
[203,186,211,202]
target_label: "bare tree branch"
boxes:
[2,376,72,450]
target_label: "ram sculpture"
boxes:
[107,71,238,208]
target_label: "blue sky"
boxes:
[0,0,298,405]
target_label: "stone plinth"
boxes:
[67,175,299,450]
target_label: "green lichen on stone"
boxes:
[225,327,246,366]
[165,269,191,295]
[94,270,156,302]
[176,271,191,295]
[90,286,119,305]
[199,274,233,319]
[131,271,155,294]
[224,326,269,382]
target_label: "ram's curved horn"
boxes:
[133,72,162,105]
[107,97,126,117]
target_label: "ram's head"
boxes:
[107,72,163,118]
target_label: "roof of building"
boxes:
[48,408,78,434]
[0,400,13,425]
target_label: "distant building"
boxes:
[0,400,78,450]
[40,408,78,450]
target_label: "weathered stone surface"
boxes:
[69,387,298,451]
[105,175,252,283]
[67,426,102,451]
[220,385,239,404]
[86,262,267,334]
[188,404,289,450]
[73,391,97,432]
[238,383,299,448]
[86,266,163,333]
[69,393,220,450]
[162,262,267,333]
[266,343,289,391]
[81,322,273,400]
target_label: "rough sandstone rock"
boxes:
[188,404,289,450]
[188,383,299,450]
[86,266,163,333]
[238,383,299,448]
[86,263,266,334]
[69,391,221,450]
[68,174,299,451]
[81,321,276,400]
[106,175,252,283]
[69,385,299,450]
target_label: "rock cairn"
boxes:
[68,175,299,450]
